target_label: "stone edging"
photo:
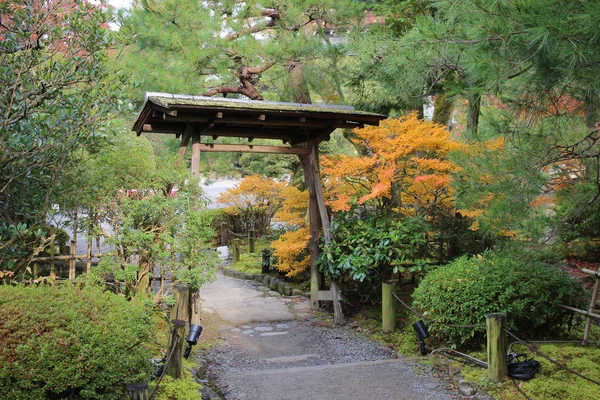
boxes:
[220,266,305,298]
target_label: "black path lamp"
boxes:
[184,324,203,359]
[412,320,430,355]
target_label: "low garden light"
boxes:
[412,320,430,355]
[184,324,203,359]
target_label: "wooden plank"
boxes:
[142,123,185,134]
[198,143,310,155]
[317,290,334,301]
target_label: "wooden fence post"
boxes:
[382,281,397,333]
[233,239,240,262]
[126,383,149,400]
[221,222,228,246]
[166,320,186,379]
[248,229,255,253]
[69,210,78,281]
[487,313,508,383]
[169,282,190,328]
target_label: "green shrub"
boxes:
[0,284,155,400]
[412,246,588,347]
[155,371,202,400]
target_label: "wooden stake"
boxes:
[221,222,228,246]
[248,229,255,253]
[126,383,149,400]
[69,210,77,281]
[127,383,150,400]
[86,210,93,274]
[382,282,397,333]
[233,239,240,262]
[487,313,508,383]
[169,282,190,328]
[166,320,186,379]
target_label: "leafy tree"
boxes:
[0,0,127,270]
[270,185,309,277]
[217,175,293,235]
[322,113,463,221]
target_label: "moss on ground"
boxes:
[348,304,600,400]
[441,325,600,399]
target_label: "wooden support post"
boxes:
[221,222,228,246]
[169,282,190,327]
[248,229,255,253]
[583,276,600,345]
[166,320,186,379]
[191,132,201,178]
[487,313,508,383]
[126,383,149,400]
[382,281,397,333]
[308,139,344,324]
[302,153,321,311]
[233,239,240,262]
[33,263,38,279]
[190,289,202,326]
[176,124,193,165]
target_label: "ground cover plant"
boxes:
[0,284,155,400]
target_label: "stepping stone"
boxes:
[260,331,288,337]
[254,326,274,332]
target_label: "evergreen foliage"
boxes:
[412,246,588,347]
[0,284,154,400]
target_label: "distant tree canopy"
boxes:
[120,0,362,103]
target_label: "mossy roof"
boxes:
[132,92,385,143]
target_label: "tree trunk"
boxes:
[286,61,311,104]
[466,93,481,137]
[432,92,455,127]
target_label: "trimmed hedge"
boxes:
[412,247,588,347]
[0,284,154,399]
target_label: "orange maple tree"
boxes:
[217,175,291,234]
[322,113,464,220]
[270,186,310,277]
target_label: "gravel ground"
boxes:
[199,272,455,400]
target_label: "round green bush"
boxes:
[412,248,588,347]
[0,284,155,400]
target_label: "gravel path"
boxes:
[199,272,454,400]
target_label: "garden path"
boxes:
[198,271,454,400]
